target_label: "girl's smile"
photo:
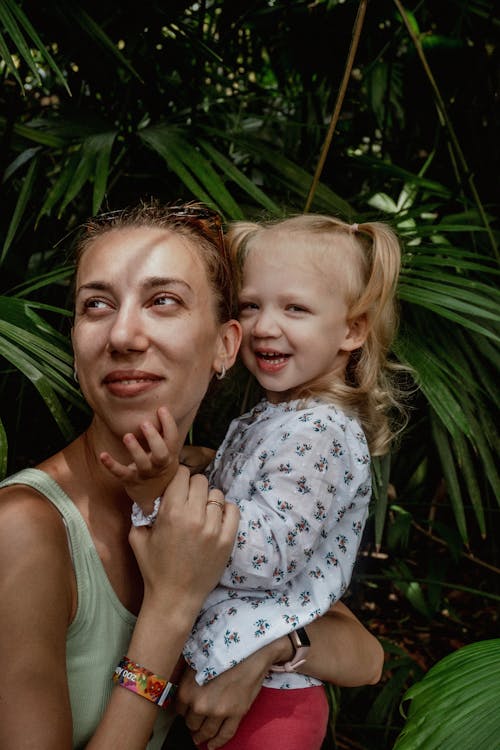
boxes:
[238,234,366,403]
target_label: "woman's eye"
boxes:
[153,294,179,307]
[84,298,109,310]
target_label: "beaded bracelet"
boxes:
[113,656,176,708]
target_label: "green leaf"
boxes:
[0,336,75,440]
[139,126,212,204]
[0,29,23,87]
[0,417,7,480]
[6,0,70,94]
[372,453,391,549]
[0,0,42,85]
[198,138,279,216]
[62,4,142,82]
[430,414,468,544]
[1,155,38,264]
[394,640,500,750]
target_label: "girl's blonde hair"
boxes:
[227,214,406,456]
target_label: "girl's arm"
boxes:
[176,601,383,749]
[184,413,371,683]
[0,468,239,750]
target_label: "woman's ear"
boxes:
[342,314,368,352]
[214,319,242,372]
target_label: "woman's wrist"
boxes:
[265,634,295,669]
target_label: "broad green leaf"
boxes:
[394,640,500,750]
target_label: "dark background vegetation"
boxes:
[0,1,499,748]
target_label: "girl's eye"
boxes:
[239,301,259,313]
[287,304,308,313]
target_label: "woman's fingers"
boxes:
[130,466,238,608]
[203,717,240,749]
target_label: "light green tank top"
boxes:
[0,468,174,749]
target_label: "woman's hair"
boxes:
[227,214,407,456]
[74,200,234,323]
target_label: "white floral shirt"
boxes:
[183,399,371,688]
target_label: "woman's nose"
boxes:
[107,305,149,353]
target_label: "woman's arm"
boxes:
[176,600,383,749]
[0,468,239,750]
[304,600,383,686]
[0,489,76,748]
[90,470,239,749]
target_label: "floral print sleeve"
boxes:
[183,399,371,687]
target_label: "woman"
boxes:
[0,202,382,749]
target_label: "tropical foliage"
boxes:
[0,1,498,747]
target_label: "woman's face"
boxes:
[73,226,240,449]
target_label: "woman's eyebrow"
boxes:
[76,277,193,295]
[143,276,193,292]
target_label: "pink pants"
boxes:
[200,685,329,750]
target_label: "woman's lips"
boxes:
[102,370,163,397]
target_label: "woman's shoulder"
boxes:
[0,462,73,557]
[0,476,70,551]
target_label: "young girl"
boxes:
[106,214,402,749]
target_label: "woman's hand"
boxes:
[129,466,239,616]
[175,638,292,749]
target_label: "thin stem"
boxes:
[411,520,500,577]
[304,0,368,213]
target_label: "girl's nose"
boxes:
[251,309,280,338]
[107,305,149,353]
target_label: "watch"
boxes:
[270,627,311,673]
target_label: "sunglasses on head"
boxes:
[90,202,226,258]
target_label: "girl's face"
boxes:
[73,226,240,449]
[238,234,367,403]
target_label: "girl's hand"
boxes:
[100,406,180,512]
[175,638,291,749]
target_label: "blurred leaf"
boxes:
[0,417,7,480]
[0,0,70,93]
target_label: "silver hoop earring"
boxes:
[73,367,79,384]
[216,364,226,380]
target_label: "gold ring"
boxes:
[207,499,224,510]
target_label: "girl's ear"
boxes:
[214,319,242,372]
[342,314,368,352]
